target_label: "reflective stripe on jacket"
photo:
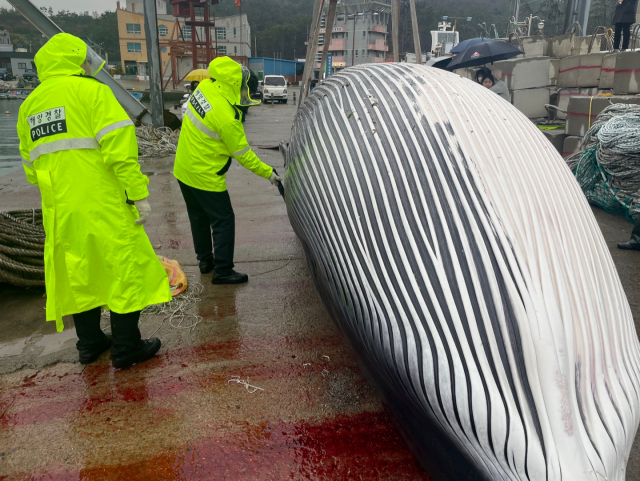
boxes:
[174,56,273,192]
[17,33,171,331]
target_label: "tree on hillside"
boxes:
[0,7,121,61]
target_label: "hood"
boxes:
[208,56,242,105]
[34,33,86,82]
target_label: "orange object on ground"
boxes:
[157,256,188,296]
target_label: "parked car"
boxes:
[0,69,14,81]
[22,69,38,80]
[262,75,288,104]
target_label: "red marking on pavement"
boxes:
[2,334,353,427]
[615,68,640,74]
[29,412,433,481]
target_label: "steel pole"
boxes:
[563,0,576,32]
[351,12,357,66]
[143,0,164,128]
[300,0,324,106]
[7,0,153,125]
[320,0,338,80]
[577,0,592,34]
[408,0,422,64]
[391,0,400,62]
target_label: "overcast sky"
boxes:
[0,0,113,13]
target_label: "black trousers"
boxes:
[614,23,632,50]
[73,308,141,356]
[629,221,640,245]
[178,179,235,275]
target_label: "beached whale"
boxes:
[282,63,640,481]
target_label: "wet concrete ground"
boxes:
[1,101,639,480]
[0,102,431,481]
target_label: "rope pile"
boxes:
[103,279,205,337]
[136,125,180,160]
[566,103,640,222]
[0,210,45,287]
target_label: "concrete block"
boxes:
[558,56,580,87]
[512,87,550,118]
[512,36,548,57]
[455,68,477,80]
[578,53,604,87]
[549,34,600,58]
[549,33,574,58]
[542,129,567,155]
[599,53,618,89]
[613,52,640,94]
[563,136,582,157]
[549,59,560,86]
[558,54,604,88]
[565,95,640,136]
[571,36,600,56]
[492,57,551,90]
[555,87,598,120]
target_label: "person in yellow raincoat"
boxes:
[174,56,282,284]
[17,33,172,369]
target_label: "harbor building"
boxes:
[316,0,391,75]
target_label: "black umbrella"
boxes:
[450,37,495,54]
[428,56,453,70]
[446,41,522,70]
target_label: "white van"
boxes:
[262,75,288,104]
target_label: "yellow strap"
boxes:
[588,96,594,130]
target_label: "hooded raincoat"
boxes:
[17,33,171,331]
[174,57,273,192]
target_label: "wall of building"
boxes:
[316,2,390,72]
[0,29,12,53]
[248,58,302,77]
[116,8,179,76]
[10,57,34,77]
[126,0,168,15]
[117,8,251,79]
[213,14,251,58]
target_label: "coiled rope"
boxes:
[136,126,180,160]
[566,103,640,222]
[0,210,45,287]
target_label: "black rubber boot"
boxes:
[199,257,215,274]
[618,223,640,250]
[74,308,112,364]
[617,241,640,251]
[78,335,112,364]
[211,269,248,285]
[112,339,162,369]
[110,311,161,369]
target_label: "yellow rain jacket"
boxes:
[17,33,171,331]
[174,56,273,191]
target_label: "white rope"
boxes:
[143,280,205,337]
[101,279,204,337]
[566,103,640,220]
[227,375,264,393]
[136,125,180,160]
